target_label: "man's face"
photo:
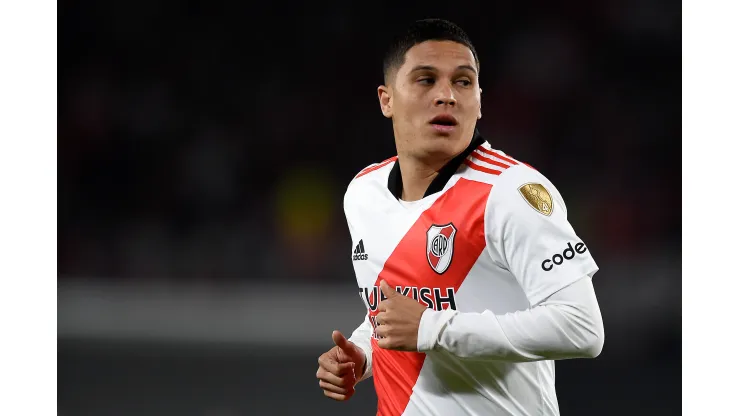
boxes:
[379,40,482,160]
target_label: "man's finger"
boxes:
[375,325,388,339]
[323,389,353,401]
[317,367,351,386]
[319,380,354,395]
[318,355,355,375]
[377,337,393,350]
[379,280,397,298]
[332,330,352,351]
[376,311,388,326]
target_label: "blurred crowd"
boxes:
[58,1,680,282]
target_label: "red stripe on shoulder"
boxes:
[476,147,520,165]
[463,159,502,175]
[471,147,513,169]
[354,156,398,179]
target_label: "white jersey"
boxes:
[344,133,600,416]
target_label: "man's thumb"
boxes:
[332,330,351,350]
[380,280,397,298]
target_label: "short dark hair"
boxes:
[382,18,480,85]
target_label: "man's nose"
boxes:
[434,84,456,107]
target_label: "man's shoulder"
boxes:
[353,156,398,180]
[460,143,539,185]
[344,155,398,205]
[347,156,398,189]
[459,144,563,215]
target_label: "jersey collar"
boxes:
[387,128,486,200]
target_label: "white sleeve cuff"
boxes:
[348,315,375,381]
[417,308,458,352]
[350,338,373,381]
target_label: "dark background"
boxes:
[58,1,681,415]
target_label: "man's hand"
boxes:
[375,280,428,351]
[316,330,366,401]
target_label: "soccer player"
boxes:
[316,18,605,416]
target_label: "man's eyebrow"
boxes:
[410,65,437,72]
[409,64,478,74]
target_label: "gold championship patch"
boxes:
[518,183,553,216]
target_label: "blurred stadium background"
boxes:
[58,1,680,415]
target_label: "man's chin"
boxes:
[416,133,468,159]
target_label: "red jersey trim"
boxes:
[471,148,514,169]
[463,159,503,176]
[476,147,520,165]
[355,157,398,179]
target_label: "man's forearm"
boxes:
[417,277,604,362]
[348,315,374,381]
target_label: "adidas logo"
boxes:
[353,239,369,261]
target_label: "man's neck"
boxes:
[390,128,482,201]
[397,153,454,201]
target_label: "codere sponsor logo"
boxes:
[352,239,368,261]
[541,242,588,271]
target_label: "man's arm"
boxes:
[415,165,604,361]
[417,276,604,361]
[348,314,374,382]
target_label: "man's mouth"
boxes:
[429,114,458,126]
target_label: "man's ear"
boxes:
[378,85,393,119]
[478,87,482,120]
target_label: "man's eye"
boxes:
[457,79,472,87]
[418,78,434,85]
